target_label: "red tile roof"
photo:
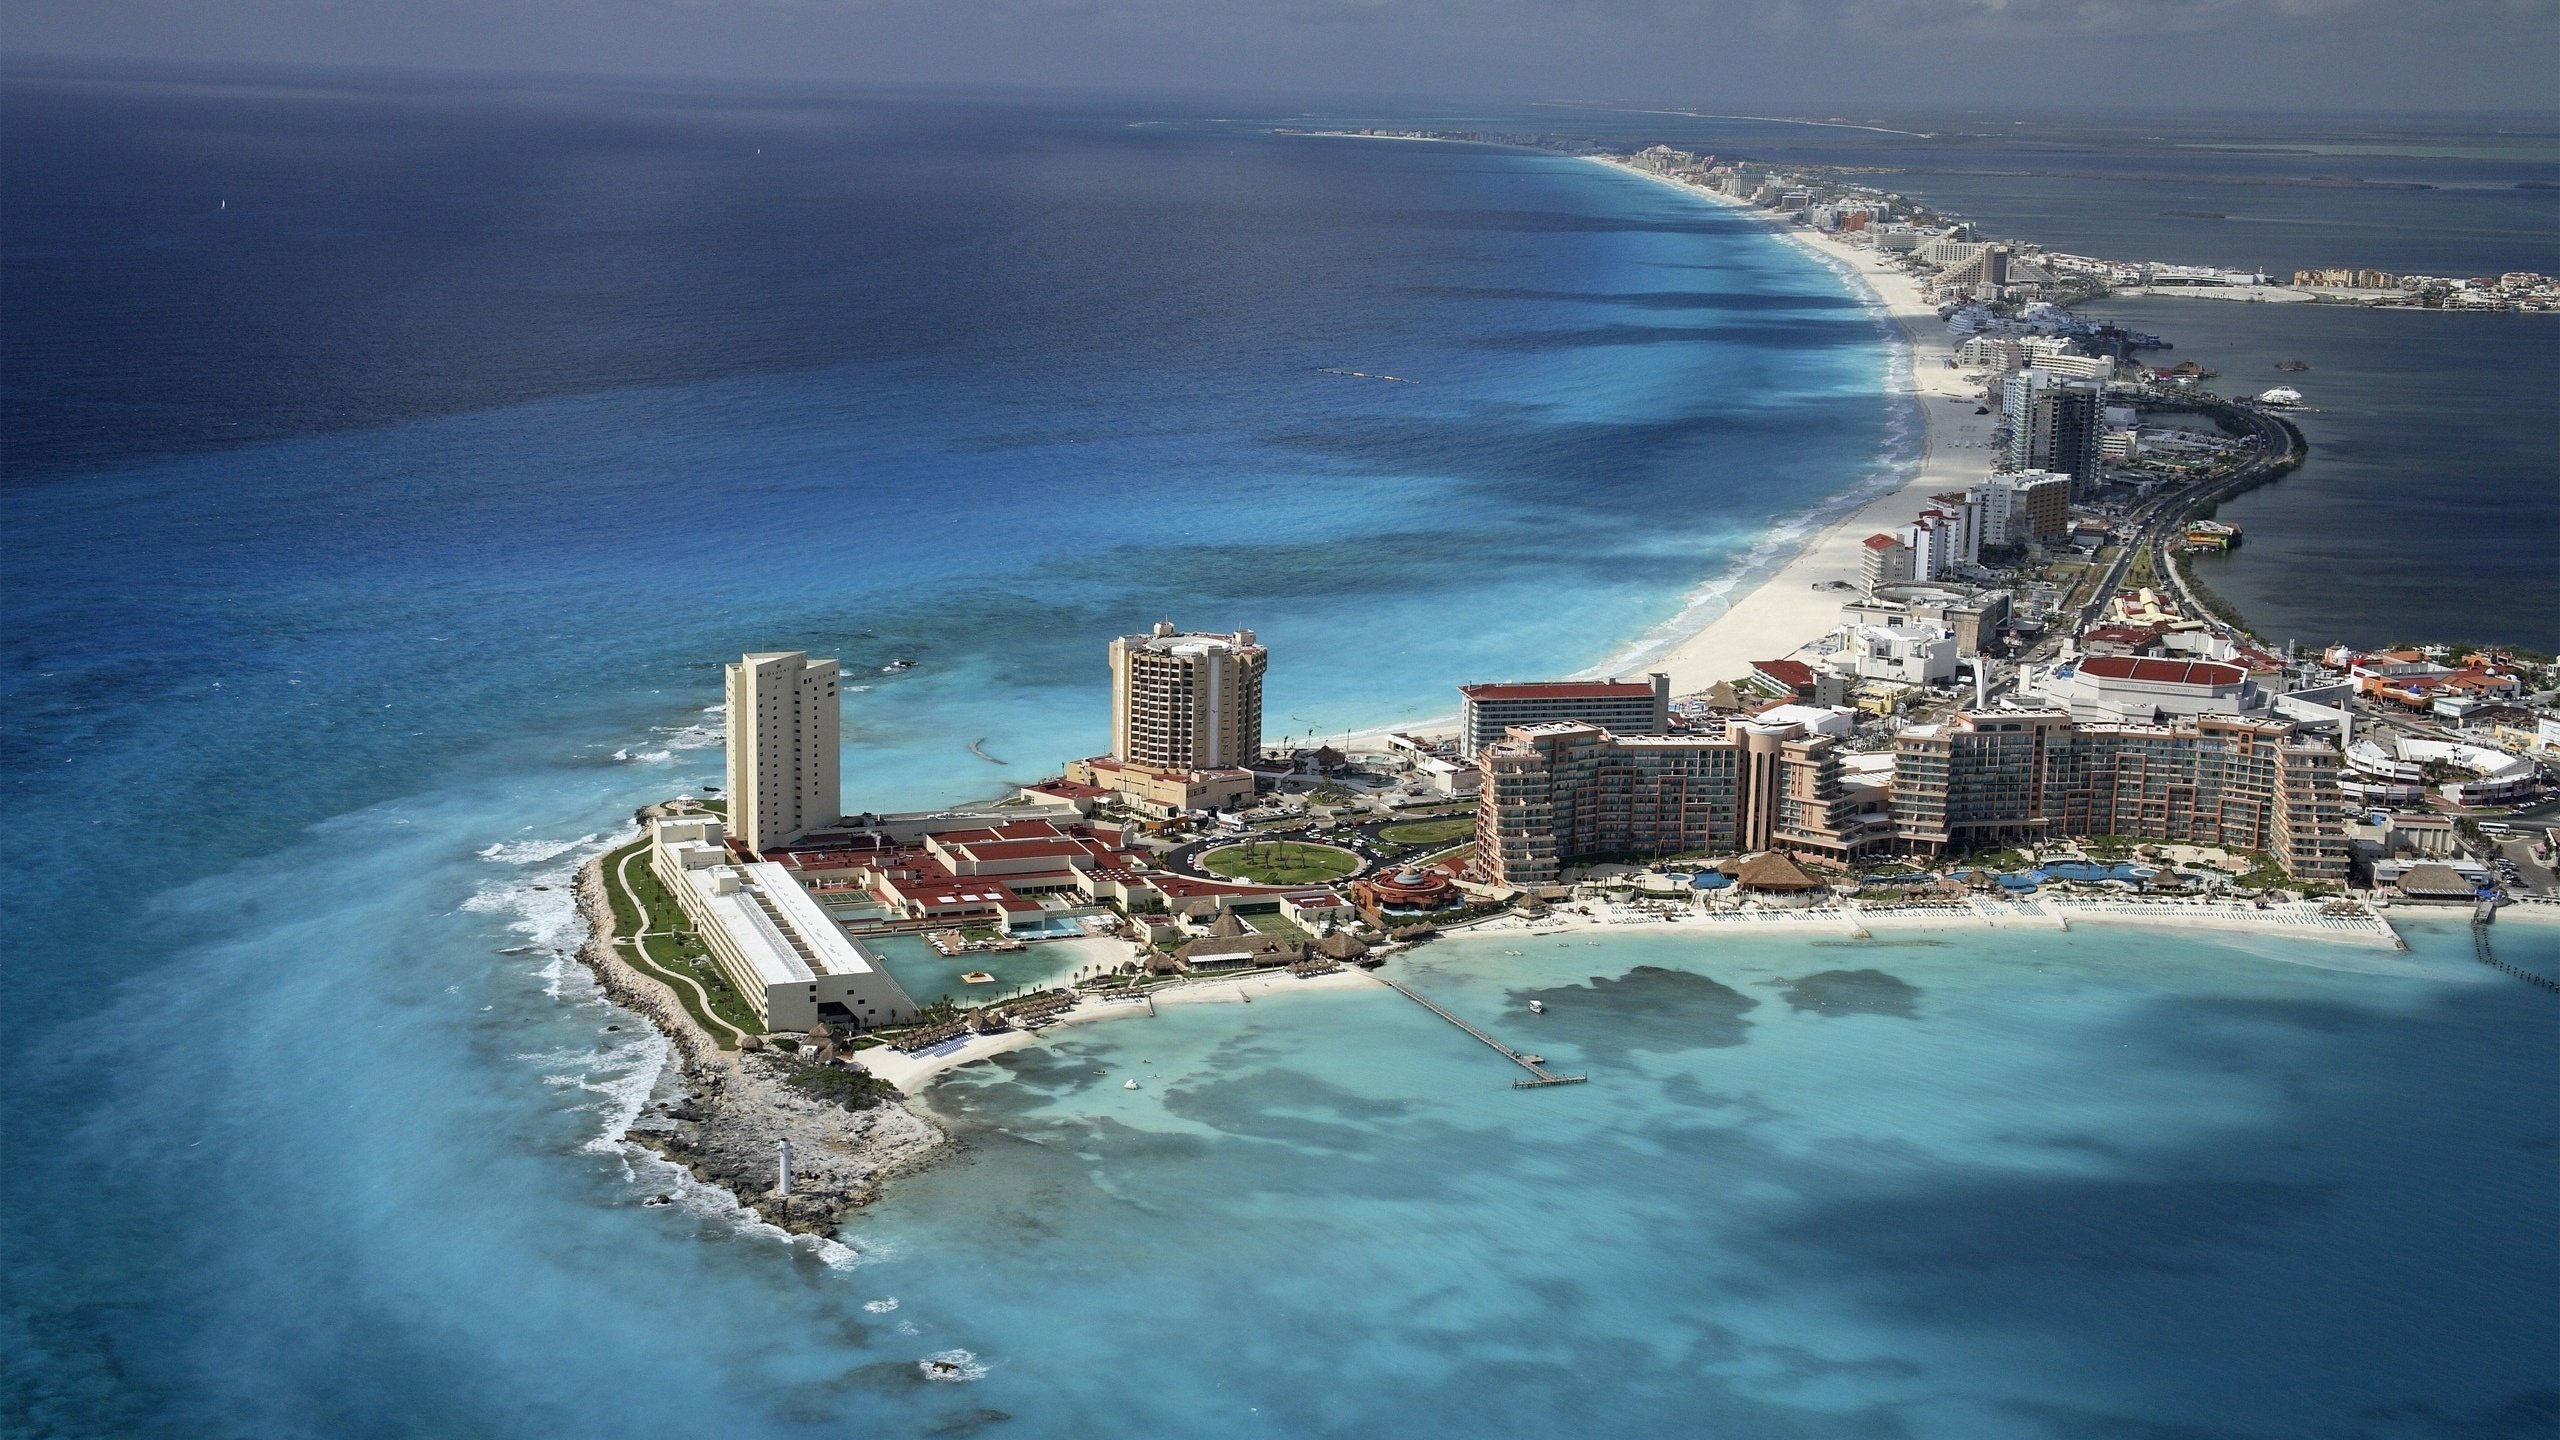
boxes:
[2078,655,2244,687]
[1861,533,1904,551]
[1752,659,1818,690]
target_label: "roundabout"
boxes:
[1195,839,1363,887]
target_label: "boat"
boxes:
[2257,386,2305,408]
[882,658,916,673]
[1528,1000,1546,1013]
[1123,1079,1140,1090]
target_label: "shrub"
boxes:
[783,1060,900,1112]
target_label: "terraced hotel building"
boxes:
[1894,711,2348,881]
[1474,709,2349,886]
[1474,719,1887,886]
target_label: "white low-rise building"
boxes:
[2346,736,2537,807]
[1824,622,1958,687]
[650,816,922,1032]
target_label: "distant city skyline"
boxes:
[6,0,2555,112]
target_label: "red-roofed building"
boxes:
[2047,654,2265,723]
[1458,673,1671,760]
[1751,659,1819,698]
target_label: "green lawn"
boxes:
[1199,840,1361,886]
[602,838,761,1043]
[1379,816,1476,847]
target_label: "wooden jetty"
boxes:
[1382,978,1587,1088]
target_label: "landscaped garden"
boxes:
[1199,839,1361,886]
[1378,815,1476,847]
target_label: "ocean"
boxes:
[3,67,2554,1438]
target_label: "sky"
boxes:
[4,0,2558,112]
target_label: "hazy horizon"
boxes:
[5,0,2555,115]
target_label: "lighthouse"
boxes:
[775,1138,793,1198]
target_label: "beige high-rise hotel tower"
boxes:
[1108,623,1266,771]
[725,650,841,854]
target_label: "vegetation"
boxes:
[1199,839,1361,886]
[604,838,763,1043]
[2235,851,2294,892]
[1420,843,1475,873]
[2081,835,2137,860]
[2169,550,2250,633]
[1378,815,1476,847]
[781,1059,901,1112]
[2126,546,2157,591]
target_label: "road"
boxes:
[2071,394,2302,638]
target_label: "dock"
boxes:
[1382,978,1587,1088]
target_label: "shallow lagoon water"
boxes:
[846,918,2558,1439]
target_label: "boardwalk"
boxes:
[1382,978,1587,1088]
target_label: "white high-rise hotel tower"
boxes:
[725,651,841,854]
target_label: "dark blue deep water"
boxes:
[3,68,2554,1439]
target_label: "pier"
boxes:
[2472,903,2560,993]
[1382,978,1587,1088]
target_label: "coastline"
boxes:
[573,852,946,1235]
[1327,146,1986,745]
[1580,156,1997,692]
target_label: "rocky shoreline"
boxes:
[572,853,948,1235]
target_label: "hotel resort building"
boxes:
[1067,623,1267,814]
[1457,674,1672,760]
[1891,711,2347,881]
[726,650,842,854]
[649,816,920,1031]
[1473,717,1889,886]
[1474,708,2350,887]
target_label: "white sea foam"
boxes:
[919,1349,986,1383]
[652,723,723,751]
[610,748,677,764]
[477,833,602,866]
[864,1298,900,1313]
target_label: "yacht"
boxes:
[1528,1000,1546,1014]
[2257,386,2305,408]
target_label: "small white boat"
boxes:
[1123,1079,1140,1090]
[1528,1000,1546,1013]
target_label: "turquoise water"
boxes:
[840,918,2558,1438]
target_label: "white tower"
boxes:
[725,651,841,854]
[775,1138,793,1198]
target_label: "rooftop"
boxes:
[2077,655,2246,688]
[1462,679,1660,703]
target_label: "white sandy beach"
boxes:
[856,963,1384,1092]
[1329,149,1993,751]
[1582,158,2000,691]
